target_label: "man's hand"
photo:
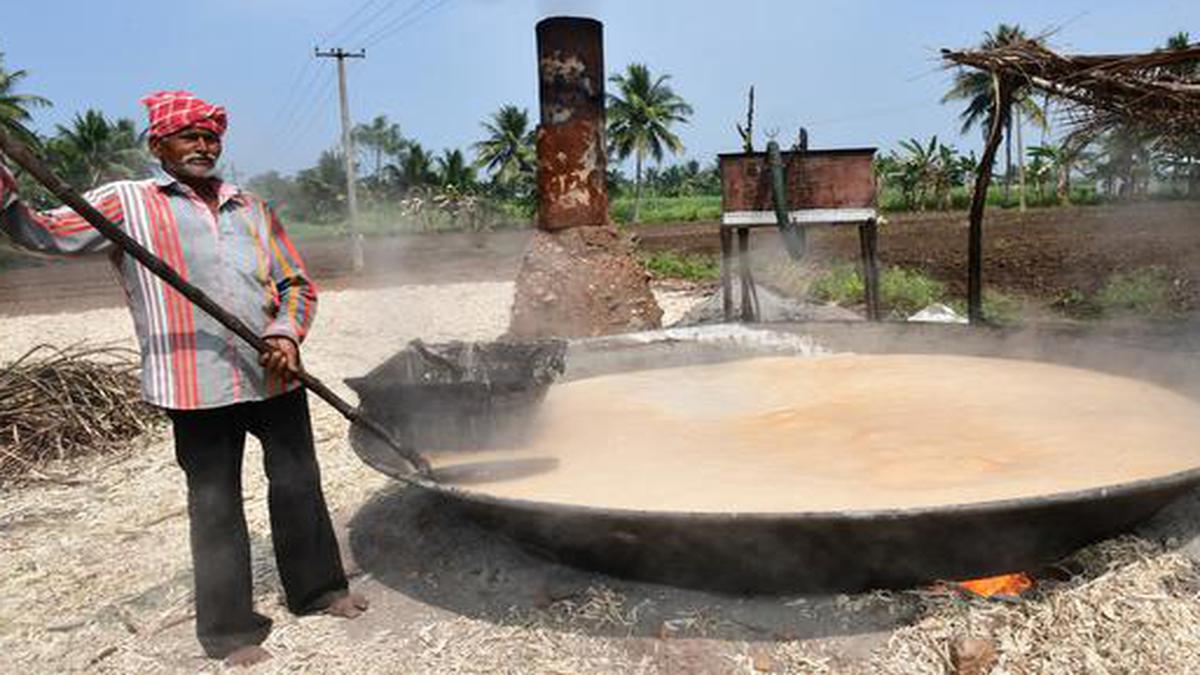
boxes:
[260,336,300,383]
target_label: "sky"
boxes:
[3,0,1196,178]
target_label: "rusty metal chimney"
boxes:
[535,17,608,231]
[509,16,662,338]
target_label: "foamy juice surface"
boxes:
[429,355,1200,512]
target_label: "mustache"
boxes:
[181,153,216,163]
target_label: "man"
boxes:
[0,91,367,667]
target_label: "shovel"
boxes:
[0,126,432,477]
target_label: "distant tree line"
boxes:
[1,50,701,229]
[2,28,1196,228]
[873,128,1196,212]
[927,26,1200,210]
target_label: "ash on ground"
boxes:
[1138,487,1200,564]
[674,282,862,327]
[509,226,663,338]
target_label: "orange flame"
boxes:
[957,572,1034,597]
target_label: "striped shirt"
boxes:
[0,166,317,410]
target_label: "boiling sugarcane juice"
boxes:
[429,355,1200,512]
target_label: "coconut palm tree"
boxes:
[1026,137,1094,205]
[1159,32,1200,194]
[48,110,146,189]
[1163,31,1196,76]
[435,148,475,189]
[942,24,1048,205]
[295,149,347,222]
[473,104,535,193]
[0,51,51,146]
[607,63,694,223]
[352,115,405,185]
[656,159,707,197]
[1093,131,1155,199]
[396,141,435,190]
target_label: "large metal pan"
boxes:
[347,322,1200,593]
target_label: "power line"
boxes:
[357,0,436,48]
[361,0,455,49]
[318,0,383,45]
[272,1,392,147]
[259,57,324,166]
[272,58,318,129]
[286,66,337,150]
[334,0,412,47]
[274,62,330,145]
[266,0,453,174]
[362,0,453,48]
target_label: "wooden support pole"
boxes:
[859,218,882,321]
[315,47,367,272]
[720,226,734,321]
[738,227,755,322]
[968,75,1015,324]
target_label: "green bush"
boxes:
[979,291,1022,325]
[809,264,865,305]
[877,183,1105,213]
[641,251,720,282]
[1052,288,1102,319]
[285,201,530,241]
[947,291,1023,325]
[880,267,946,316]
[610,195,722,224]
[810,264,946,317]
[1097,267,1177,318]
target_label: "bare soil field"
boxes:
[0,284,919,674]
[4,201,1198,317]
[4,203,1200,672]
[638,201,1200,307]
[0,229,532,316]
[4,285,1200,674]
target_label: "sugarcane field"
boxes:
[3,2,1200,673]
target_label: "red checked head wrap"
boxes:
[140,90,227,140]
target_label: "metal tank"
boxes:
[346,322,1200,593]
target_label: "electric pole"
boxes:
[315,47,366,272]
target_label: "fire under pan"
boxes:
[347,323,1200,593]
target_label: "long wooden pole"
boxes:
[1016,106,1027,212]
[316,47,366,272]
[968,75,1014,324]
[0,126,430,476]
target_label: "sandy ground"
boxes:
[0,282,508,672]
[12,284,876,674]
[4,282,1200,674]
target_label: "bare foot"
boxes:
[223,645,272,668]
[324,591,369,619]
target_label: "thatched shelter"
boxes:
[941,39,1200,322]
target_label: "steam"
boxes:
[536,0,599,19]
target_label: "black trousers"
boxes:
[168,388,348,658]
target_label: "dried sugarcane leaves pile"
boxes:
[941,38,1200,143]
[0,344,162,481]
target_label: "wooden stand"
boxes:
[719,210,882,322]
